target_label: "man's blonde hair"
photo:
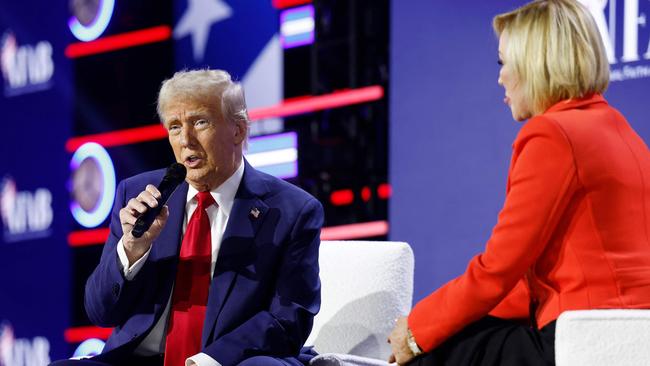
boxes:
[493,0,609,115]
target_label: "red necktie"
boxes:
[164,191,215,365]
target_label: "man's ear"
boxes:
[234,121,247,144]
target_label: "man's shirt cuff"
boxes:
[186,352,221,366]
[116,238,151,280]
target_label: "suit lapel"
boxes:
[202,161,270,346]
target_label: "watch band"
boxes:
[406,328,423,356]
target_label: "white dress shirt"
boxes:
[116,161,245,366]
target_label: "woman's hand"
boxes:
[388,316,416,365]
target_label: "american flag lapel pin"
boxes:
[250,207,261,219]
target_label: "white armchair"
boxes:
[307,241,414,366]
[555,309,650,366]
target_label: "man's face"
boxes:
[161,98,245,191]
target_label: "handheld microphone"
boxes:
[131,163,187,238]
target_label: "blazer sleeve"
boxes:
[203,197,324,366]
[84,179,151,327]
[487,278,530,322]
[408,116,579,352]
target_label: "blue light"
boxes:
[73,338,105,357]
[256,162,298,180]
[280,5,315,49]
[68,0,115,42]
[248,132,297,154]
[70,142,116,228]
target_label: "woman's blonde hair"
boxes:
[493,0,609,114]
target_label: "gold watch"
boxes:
[406,328,423,357]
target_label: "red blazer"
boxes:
[409,94,650,352]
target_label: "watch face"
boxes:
[70,0,101,26]
[72,157,104,212]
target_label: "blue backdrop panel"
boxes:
[173,0,277,76]
[0,1,72,362]
[389,0,650,303]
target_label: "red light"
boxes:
[65,25,172,58]
[248,86,384,121]
[330,189,354,206]
[272,0,312,9]
[361,187,371,202]
[320,221,389,240]
[64,326,113,343]
[68,228,110,247]
[65,124,168,152]
[377,183,392,199]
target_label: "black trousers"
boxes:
[407,316,555,366]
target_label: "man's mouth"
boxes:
[184,155,202,168]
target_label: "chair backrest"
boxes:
[305,241,414,360]
[555,309,650,366]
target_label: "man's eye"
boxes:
[195,119,209,127]
[168,125,181,133]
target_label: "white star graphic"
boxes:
[174,0,232,61]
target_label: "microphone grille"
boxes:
[166,163,187,182]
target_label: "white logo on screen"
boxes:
[0,323,51,366]
[0,177,53,242]
[580,0,650,80]
[0,31,54,97]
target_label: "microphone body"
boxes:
[131,163,187,238]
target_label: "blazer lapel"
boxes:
[201,161,269,346]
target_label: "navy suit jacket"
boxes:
[85,161,324,365]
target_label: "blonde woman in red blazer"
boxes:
[388,1,650,365]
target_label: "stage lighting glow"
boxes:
[72,338,105,357]
[280,5,315,48]
[246,132,298,179]
[320,221,389,240]
[70,142,116,228]
[68,0,115,42]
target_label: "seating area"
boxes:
[310,241,650,366]
[306,241,414,365]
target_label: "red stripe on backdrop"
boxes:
[64,326,113,343]
[68,228,110,247]
[65,124,168,152]
[320,221,389,240]
[272,0,312,9]
[248,86,384,121]
[65,26,172,58]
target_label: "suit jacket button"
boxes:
[112,283,120,297]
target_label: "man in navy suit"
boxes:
[52,69,323,366]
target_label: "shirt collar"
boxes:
[186,160,245,218]
[545,93,607,114]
